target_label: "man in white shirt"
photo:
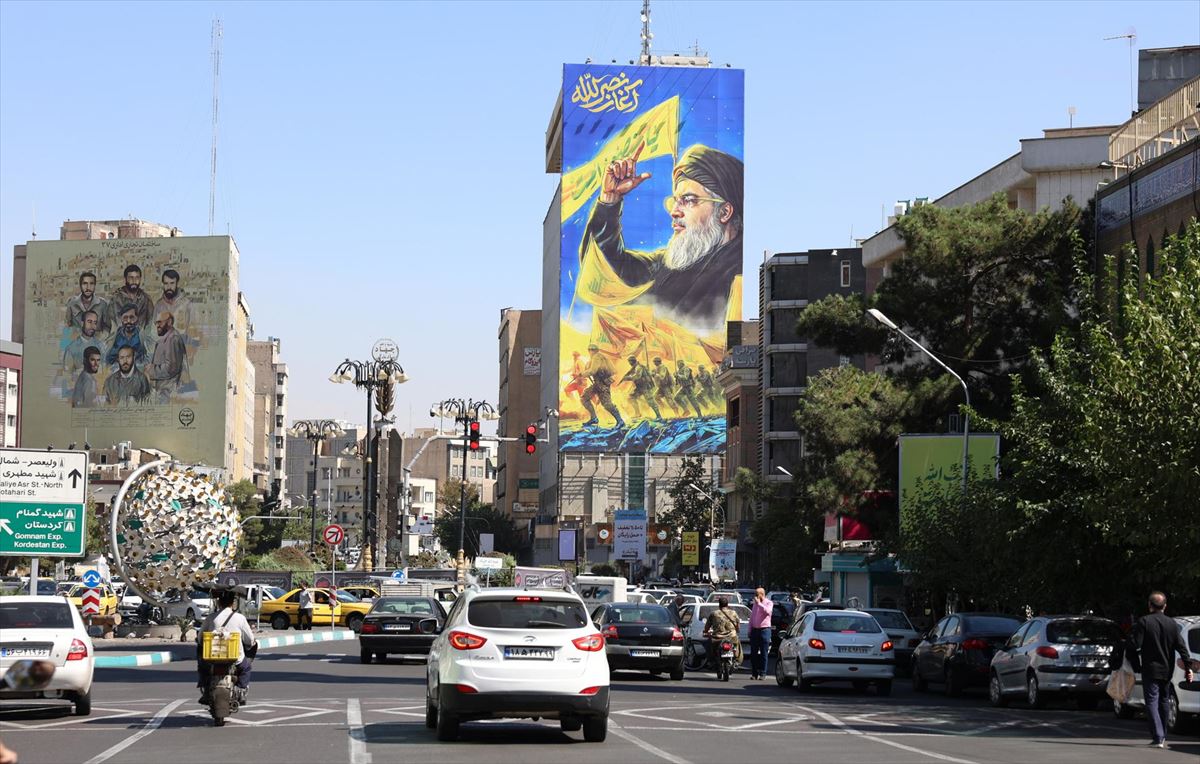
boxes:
[196,590,258,704]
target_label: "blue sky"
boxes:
[2,0,1195,426]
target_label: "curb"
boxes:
[95,629,357,668]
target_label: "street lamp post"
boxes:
[331,355,408,570]
[432,398,498,581]
[867,308,971,494]
[287,420,344,552]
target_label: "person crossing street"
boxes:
[749,588,774,680]
[1127,591,1193,749]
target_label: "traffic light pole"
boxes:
[458,419,470,558]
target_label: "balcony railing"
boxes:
[1109,77,1200,168]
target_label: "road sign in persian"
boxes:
[0,448,89,557]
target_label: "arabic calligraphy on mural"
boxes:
[570,72,643,114]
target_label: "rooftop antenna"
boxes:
[208,17,222,235]
[1068,105,1076,128]
[1103,28,1136,116]
[639,0,652,65]
[31,202,36,239]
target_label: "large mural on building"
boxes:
[21,237,232,467]
[559,64,744,453]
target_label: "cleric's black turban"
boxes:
[672,145,744,218]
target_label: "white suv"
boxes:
[425,587,609,742]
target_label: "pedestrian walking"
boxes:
[298,586,314,631]
[749,588,773,680]
[1127,591,1193,749]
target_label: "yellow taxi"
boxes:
[258,587,371,632]
[66,583,119,617]
[340,585,380,602]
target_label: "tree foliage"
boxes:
[435,503,527,559]
[436,478,480,514]
[660,456,719,534]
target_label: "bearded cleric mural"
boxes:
[559,64,744,453]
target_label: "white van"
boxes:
[574,576,628,609]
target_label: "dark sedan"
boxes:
[592,602,685,679]
[770,601,796,655]
[359,596,446,664]
[912,612,1023,696]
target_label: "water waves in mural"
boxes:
[559,63,744,453]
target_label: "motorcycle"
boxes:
[204,658,244,726]
[716,639,736,682]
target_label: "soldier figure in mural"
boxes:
[104,345,151,405]
[674,361,703,419]
[71,347,102,408]
[106,305,147,367]
[109,264,154,329]
[696,365,718,409]
[652,357,679,416]
[620,355,662,421]
[65,272,111,336]
[148,311,187,403]
[563,350,587,404]
[62,310,106,377]
[581,344,625,429]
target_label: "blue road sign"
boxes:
[391,569,406,582]
[82,569,102,587]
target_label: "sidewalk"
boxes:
[94,628,358,668]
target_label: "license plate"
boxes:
[630,649,660,657]
[838,645,870,654]
[0,647,50,658]
[504,646,554,660]
[1073,655,1101,665]
[384,624,411,632]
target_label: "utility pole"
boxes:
[209,17,222,235]
[639,0,652,65]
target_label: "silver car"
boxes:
[989,616,1121,709]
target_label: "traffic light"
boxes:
[525,424,538,454]
[468,420,481,451]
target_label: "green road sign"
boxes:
[0,449,89,557]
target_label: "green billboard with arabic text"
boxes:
[898,434,1000,522]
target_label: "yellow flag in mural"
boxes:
[560,96,679,222]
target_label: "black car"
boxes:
[592,602,685,679]
[769,601,796,655]
[911,612,1023,696]
[359,595,446,664]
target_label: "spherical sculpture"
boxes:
[116,466,241,595]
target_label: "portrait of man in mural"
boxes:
[65,272,111,336]
[62,310,106,377]
[582,144,744,333]
[104,345,151,406]
[153,269,192,337]
[106,304,147,367]
[71,346,102,408]
[148,311,187,402]
[109,264,153,329]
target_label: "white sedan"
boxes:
[776,608,895,696]
[0,596,95,715]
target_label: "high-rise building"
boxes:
[11,220,256,481]
[496,308,541,532]
[247,337,288,496]
[0,341,21,447]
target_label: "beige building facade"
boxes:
[247,337,288,495]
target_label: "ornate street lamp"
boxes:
[287,419,344,551]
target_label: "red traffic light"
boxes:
[469,420,481,451]
[524,424,537,454]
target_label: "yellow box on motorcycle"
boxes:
[202,631,242,662]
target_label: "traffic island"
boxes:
[94,628,357,667]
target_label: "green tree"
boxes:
[435,504,527,559]
[660,456,719,534]
[995,224,1200,611]
[437,478,480,514]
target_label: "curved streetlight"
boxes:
[433,398,497,579]
[330,356,409,570]
[287,419,344,551]
[867,308,970,495]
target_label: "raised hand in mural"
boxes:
[600,142,651,204]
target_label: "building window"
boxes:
[275,415,284,428]
[276,373,285,385]
[768,308,803,345]
[276,394,284,407]
[424,491,434,503]
[840,260,851,287]
[275,436,284,449]
[839,355,851,367]
[337,467,350,478]
[728,397,741,429]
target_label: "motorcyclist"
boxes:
[196,589,258,705]
[702,596,743,669]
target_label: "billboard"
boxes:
[898,434,1000,520]
[20,237,233,468]
[558,64,744,453]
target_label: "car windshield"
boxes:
[190,590,208,600]
[0,601,74,629]
[1189,628,1200,654]
[468,597,589,629]
[814,615,882,633]
[266,586,284,599]
[769,593,792,602]
[611,606,671,624]
[36,581,58,595]
[335,590,360,603]
[1046,619,1122,644]
[698,604,752,621]
[371,597,438,616]
[867,611,914,630]
[963,616,1022,635]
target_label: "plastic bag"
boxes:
[1107,657,1135,703]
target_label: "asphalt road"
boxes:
[2,640,1196,764]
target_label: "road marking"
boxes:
[81,699,184,764]
[794,704,978,764]
[610,719,692,764]
[348,698,372,764]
